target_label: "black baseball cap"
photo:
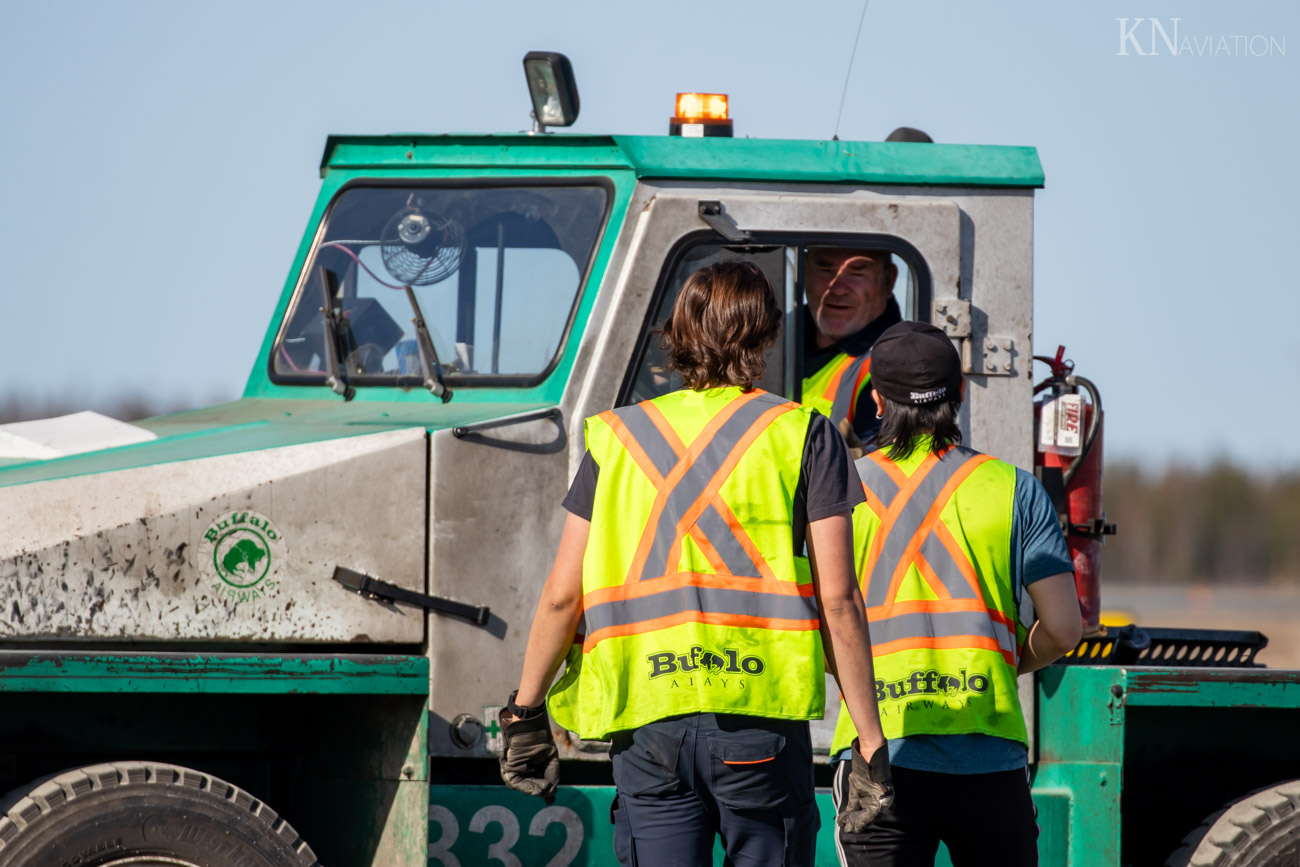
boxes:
[870,321,962,405]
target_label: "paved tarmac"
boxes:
[1101,584,1300,669]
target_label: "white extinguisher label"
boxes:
[1039,394,1084,456]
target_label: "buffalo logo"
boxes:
[199,510,287,604]
[647,645,765,679]
[875,668,990,703]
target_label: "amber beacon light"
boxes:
[670,93,733,138]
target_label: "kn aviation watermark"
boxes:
[1116,19,1286,57]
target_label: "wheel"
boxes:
[1165,779,1300,867]
[0,761,320,867]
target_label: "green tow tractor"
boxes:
[1,54,1296,867]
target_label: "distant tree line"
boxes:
[1102,461,1300,585]
[0,395,200,426]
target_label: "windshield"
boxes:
[272,183,608,386]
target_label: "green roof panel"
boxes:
[319,133,1044,188]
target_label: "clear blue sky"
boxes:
[1,1,1295,469]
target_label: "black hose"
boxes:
[1061,374,1102,489]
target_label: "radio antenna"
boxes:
[832,0,870,141]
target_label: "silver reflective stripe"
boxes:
[584,584,818,635]
[869,609,1017,657]
[854,455,899,506]
[637,392,789,582]
[616,404,762,578]
[864,446,980,608]
[619,404,679,477]
[918,533,981,601]
[829,353,869,429]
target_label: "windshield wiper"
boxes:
[402,285,453,403]
[318,267,355,401]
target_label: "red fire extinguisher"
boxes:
[1033,346,1115,636]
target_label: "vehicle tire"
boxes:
[0,761,320,867]
[1164,778,1300,867]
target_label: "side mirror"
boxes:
[523,51,580,132]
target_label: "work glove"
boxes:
[498,693,559,801]
[837,739,894,833]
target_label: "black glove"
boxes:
[498,692,559,801]
[837,739,894,833]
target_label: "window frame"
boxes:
[267,176,615,390]
[616,229,934,408]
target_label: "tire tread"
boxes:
[1165,779,1300,867]
[0,760,321,866]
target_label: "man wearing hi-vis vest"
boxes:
[499,261,891,867]
[802,247,902,450]
[830,321,1083,867]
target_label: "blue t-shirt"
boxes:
[837,467,1074,774]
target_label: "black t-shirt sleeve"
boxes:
[561,451,599,520]
[800,413,867,522]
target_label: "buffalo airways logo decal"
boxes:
[198,510,287,604]
[646,645,765,690]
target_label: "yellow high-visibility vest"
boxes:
[831,441,1027,754]
[801,351,871,432]
[547,387,824,740]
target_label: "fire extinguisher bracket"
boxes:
[1068,518,1117,538]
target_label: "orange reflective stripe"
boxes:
[869,633,1017,666]
[584,571,815,608]
[932,519,988,602]
[860,481,887,520]
[603,408,736,571]
[866,448,910,489]
[624,391,760,583]
[583,610,819,653]
[723,757,775,765]
[636,397,769,578]
[868,597,1009,621]
[846,356,872,422]
[913,552,952,601]
[821,355,854,402]
[661,400,795,583]
[882,454,995,606]
[710,495,779,581]
[601,409,664,485]
[641,400,686,455]
[862,453,941,595]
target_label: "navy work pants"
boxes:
[832,763,1039,867]
[610,713,819,867]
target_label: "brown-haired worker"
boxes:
[500,260,891,865]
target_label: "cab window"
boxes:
[271,183,609,388]
[620,238,926,407]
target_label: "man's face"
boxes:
[805,249,898,349]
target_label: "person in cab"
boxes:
[802,247,903,451]
[831,321,1083,867]
[500,260,891,866]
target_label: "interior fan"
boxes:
[380,206,466,286]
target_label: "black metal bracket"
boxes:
[698,201,751,242]
[1068,518,1117,538]
[1062,624,1269,668]
[332,566,490,627]
[453,406,561,439]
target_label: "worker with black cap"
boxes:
[830,321,1083,867]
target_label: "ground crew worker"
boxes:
[830,321,1083,867]
[499,260,892,866]
[802,247,903,449]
